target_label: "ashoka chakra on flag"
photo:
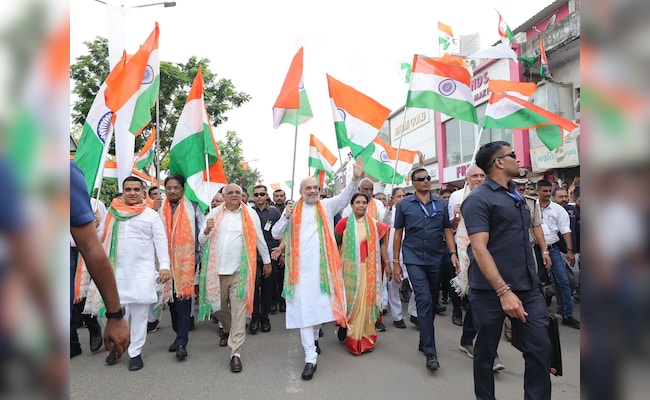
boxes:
[438,79,457,96]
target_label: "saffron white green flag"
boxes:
[170,66,227,211]
[406,55,478,123]
[308,134,337,179]
[73,52,127,193]
[273,47,313,128]
[438,21,454,53]
[357,136,418,184]
[134,126,156,170]
[326,74,390,156]
[497,11,515,44]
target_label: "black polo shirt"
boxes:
[461,177,538,291]
[252,205,281,261]
[394,192,450,267]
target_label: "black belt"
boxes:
[547,243,558,250]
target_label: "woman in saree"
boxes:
[334,193,390,355]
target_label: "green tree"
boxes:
[70,37,251,165]
[217,130,261,188]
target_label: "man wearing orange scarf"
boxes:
[271,158,364,381]
[159,174,205,360]
[198,183,271,373]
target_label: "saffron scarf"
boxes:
[83,198,147,317]
[337,215,388,321]
[161,197,196,301]
[284,199,347,327]
[366,198,378,219]
[198,204,257,320]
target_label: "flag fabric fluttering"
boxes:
[400,61,412,83]
[134,126,156,170]
[272,47,313,129]
[406,55,478,123]
[308,134,338,180]
[468,42,517,60]
[170,66,227,212]
[357,136,418,185]
[497,11,515,44]
[540,37,553,81]
[103,160,161,187]
[438,21,454,53]
[106,23,159,190]
[488,79,537,99]
[326,74,390,156]
[483,92,578,150]
[73,52,127,194]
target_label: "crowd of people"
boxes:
[70,140,580,399]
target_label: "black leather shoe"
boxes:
[393,319,406,329]
[435,303,447,315]
[230,355,242,373]
[278,301,286,313]
[270,303,278,314]
[409,315,419,329]
[337,326,347,342]
[128,355,143,371]
[89,328,103,352]
[249,319,259,334]
[220,333,229,347]
[315,340,321,354]
[176,345,187,359]
[562,316,581,329]
[375,321,387,332]
[301,362,317,380]
[452,314,463,326]
[261,319,271,333]
[426,354,440,370]
[168,342,179,352]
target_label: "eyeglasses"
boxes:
[413,175,432,182]
[490,151,517,165]
[253,193,267,197]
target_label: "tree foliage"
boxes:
[218,130,261,188]
[70,37,251,169]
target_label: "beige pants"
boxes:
[214,273,247,357]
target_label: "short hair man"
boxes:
[273,189,286,212]
[461,141,551,399]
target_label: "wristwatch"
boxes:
[566,248,574,253]
[105,308,124,319]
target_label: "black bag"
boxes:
[511,314,563,376]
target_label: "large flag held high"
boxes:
[170,66,227,211]
[273,47,313,128]
[406,55,478,123]
[107,23,159,190]
[326,74,390,156]
[482,92,578,150]
[357,136,418,185]
[73,52,127,194]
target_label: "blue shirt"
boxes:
[461,177,538,291]
[70,161,95,309]
[394,192,451,267]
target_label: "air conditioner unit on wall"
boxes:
[529,81,575,120]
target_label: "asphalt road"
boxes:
[71,302,580,399]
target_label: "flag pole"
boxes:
[205,153,212,213]
[155,97,161,190]
[290,125,298,200]
[390,109,410,187]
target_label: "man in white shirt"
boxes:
[199,183,272,373]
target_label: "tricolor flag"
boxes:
[73,52,127,194]
[438,21,454,53]
[406,55,478,123]
[273,47,313,129]
[540,37,553,81]
[357,136,418,184]
[482,92,578,150]
[497,11,515,44]
[308,134,338,180]
[106,23,159,190]
[326,74,390,156]
[170,66,227,212]
[488,79,537,99]
[134,126,156,170]
[103,160,161,187]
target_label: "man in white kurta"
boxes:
[111,178,171,370]
[271,158,364,380]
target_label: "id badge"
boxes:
[264,220,272,231]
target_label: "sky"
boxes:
[70,0,553,197]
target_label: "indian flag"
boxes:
[170,66,227,211]
[103,160,161,187]
[326,74,390,156]
[540,37,553,81]
[406,55,478,123]
[488,79,537,99]
[273,47,313,128]
[357,136,418,184]
[308,134,337,179]
[497,11,514,44]
[483,92,578,150]
[73,52,127,194]
[438,21,454,52]
[134,126,156,170]
[106,23,159,190]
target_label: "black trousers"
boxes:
[252,258,278,321]
[271,260,285,307]
[168,295,192,346]
[470,289,551,400]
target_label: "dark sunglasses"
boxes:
[413,175,432,182]
[490,151,517,165]
[253,193,267,197]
